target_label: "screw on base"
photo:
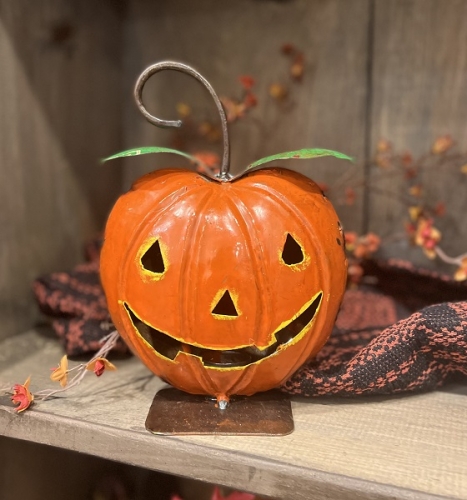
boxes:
[217,397,229,410]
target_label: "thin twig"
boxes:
[35,330,120,401]
[329,152,466,199]
[435,246,467,266]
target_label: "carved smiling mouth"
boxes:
[124,292,322,369]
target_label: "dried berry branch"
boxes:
[435,247,467,266]
[338,137,467,284]
[36,330,119,401]
[6,330,120,413]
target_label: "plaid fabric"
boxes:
[32,246,467,396]
[32,238,127,356]
[282,290,467,396]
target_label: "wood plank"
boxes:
[369,0,467,265]
[1,330,466,499]
[121,0,369,234]
[0,1,123,340]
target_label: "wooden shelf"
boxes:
[1,329,466,500]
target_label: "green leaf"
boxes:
[246,148,354,171]
[101,147,202,165]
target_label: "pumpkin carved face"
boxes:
[101,167,347,403]
[101,60,350,405]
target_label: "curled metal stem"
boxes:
[134,61,231,181]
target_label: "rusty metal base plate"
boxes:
[145,388,294,436]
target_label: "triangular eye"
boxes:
[141,239,165,273]
[212,291,238,317]
[282,233,304,265]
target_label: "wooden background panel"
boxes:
[369,0,467,263]
[121,0,370,233]
[0,1,123,340]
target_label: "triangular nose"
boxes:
[212,290,238,317]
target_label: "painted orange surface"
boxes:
[100,167,347,402]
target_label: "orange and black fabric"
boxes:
[282,288,467,396]
[33,238,127,356]
[33,246,467,396]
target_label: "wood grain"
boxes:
[121,0,370,234]
[369,0,467,263]
[0,1,123,340]
[1,329,466,499]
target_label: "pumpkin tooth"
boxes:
[124,292,322,369]
[273,292,322,346]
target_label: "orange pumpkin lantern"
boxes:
[101,62,349,407]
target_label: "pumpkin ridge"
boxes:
[226,189,271,343]
[243,182,333,368]
[103,182,195,320]
[118,183,209,323]
[120,182,203,278]
[182,349,219,396]
[179,188,216,345]
[207,361,256,400]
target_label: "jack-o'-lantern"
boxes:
[101,62,350,406]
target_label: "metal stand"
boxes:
[145,388,294,436]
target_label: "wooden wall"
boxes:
[122,0,467,265]
[2,0,467,340]
[0,1,123,340]
[369,0,467,260]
